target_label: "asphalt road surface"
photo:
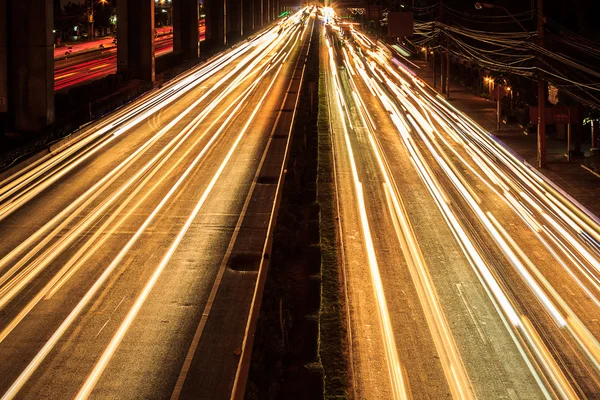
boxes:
[323,14,600,400]
[0,11,312,400]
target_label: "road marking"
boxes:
[90,64,110,71]
[55,72,76,80]
[456,283,487,344]
[94,319,111,339]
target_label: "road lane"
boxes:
[0,11,312,400]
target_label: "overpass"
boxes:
[0,0,298,132]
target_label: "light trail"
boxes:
[0,55,276,344]
[325,9,600,397]
[341,40,475,398]
[0,28,279,207]
[368,48,578,399]
[325,34,409,400]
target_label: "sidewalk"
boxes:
[410,58,600,218]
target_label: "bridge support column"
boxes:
[0,0,7,117]
[227,0,242,42]
[117,0,155,82]
[242,0,254,36]
[254,0,263,30]
[264,0,270,23]
[173,0,200,60]
[205,0,226,49]
[5,0,54,132]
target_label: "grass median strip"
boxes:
[317,50,350,399]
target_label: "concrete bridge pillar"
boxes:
[4,0,54,131]
[173,0,200,60]
[242,0,255,36]
[205,0,226,49]
[264,0,270,23]
[117,0,155,82]
[254,0,263,30]
[228,0,242,42]
[0,0,7,117]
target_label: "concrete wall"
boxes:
[263,0,270,25]
[242,0,254,36]
[254,0,263,30]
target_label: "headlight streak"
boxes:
[344,56,479,400]
[406,90,600,371]
[409,88,591,397]
[366,126,475,399]
[397,109,567,398]
[411,96,600,306]
[326,34,409,400]
[342,28,588,398]
[339,26,556,396]
[385,29,600,394]
[423,88,600,250]
[488,212,600,376]
[0,14,306,398]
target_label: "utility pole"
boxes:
[496,84,501,131]
[439,0,445,95]
[537,0,546,168]
[432,51,437,89]
[445,50,450,97]
[89,0,95,41]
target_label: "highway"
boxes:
[323,12,600,400]
[54,35,173,91]
[0,11,312,400]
